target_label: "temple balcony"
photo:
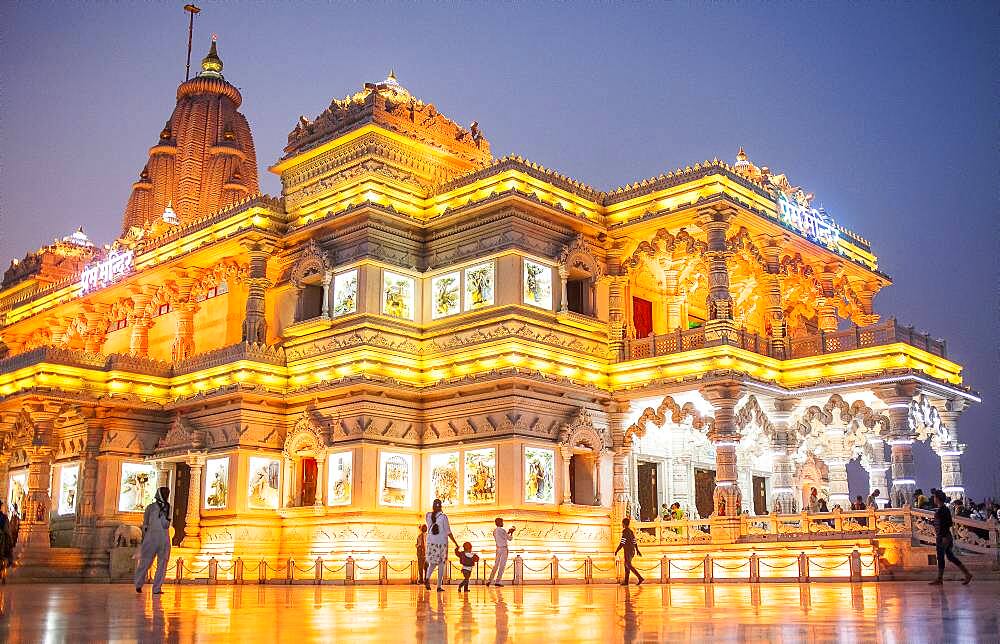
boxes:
[624,318,946,362]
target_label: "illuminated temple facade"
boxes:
[0,44,980,580]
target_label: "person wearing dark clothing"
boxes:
[929,489,972,586]
[454,542,479,593]
[615,517,644,586]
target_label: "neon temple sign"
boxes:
[777,194,840,250]
[80,249,134,294]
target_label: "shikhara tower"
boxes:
[0,38,981,583]
[121,40,259,234]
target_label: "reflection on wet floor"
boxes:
[1,581,997,642]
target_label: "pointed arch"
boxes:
[623,396,714,446]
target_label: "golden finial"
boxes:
[200,35,224,76]
[736,146,747,161]
[388,69,397,81]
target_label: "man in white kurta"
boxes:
[486,517,515,586]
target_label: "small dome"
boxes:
[200,38,224,78]
[63,227,93,247]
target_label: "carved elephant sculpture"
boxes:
[113,524,142,547]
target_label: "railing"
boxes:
[624,318,946,361]
[911,509,1000,560]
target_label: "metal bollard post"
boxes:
[551,556,558,585]
[660,556,668,584]
[235,558,244,585]
[287,558,295,584]
[665,558,672,584]
[749,553,759,583]
[258,559,267,585]
[514,555,524,585]
[703,554,712,584]
[175,558,184,584]
[584,556,593,584]
[411,560,418,584]
[379,557,388,585]
[315,557,324,585]
[798,552,809,583]
[208,557,218,584]
[346,556,355,585]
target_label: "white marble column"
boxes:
[181,454,204,549]
[560,445,573,505]
[865,438,889,508]
[825,427,850,508]
[315,453,327,507]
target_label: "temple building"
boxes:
[0,42,981,582]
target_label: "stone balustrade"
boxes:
[624,318,947,362]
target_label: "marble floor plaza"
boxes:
[0,582,998,643]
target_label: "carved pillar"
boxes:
[816,264,840,334]
[759,235,788,359]
[876,384,917,507]
[321,269,333,318]
[702,383,744,515]
[865,438,889,508]
[16,417,56,557]
[128,286,156,357]
[825,426,851,507]
[242,240,273,344]
[558,265,570,313]
[560,445,574,505]
[155,461,172,488]
[171,274,199,362]
[858,280,879,321]
[181,453,205,549]
[936,400,968,499]
[593,454,602,506]
[658,258,682,332]
[695,207,736,347]
[608,400,631,545]
[73,410,106,550]
[46,317,68,347]
[606,243,626,360]
[769,398,799,513]
[314,453,327,507]
[283,455,294,508]
[82,304,110,354]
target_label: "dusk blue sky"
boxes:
[2,4,996,497]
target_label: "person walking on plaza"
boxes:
[929,489,972,586]
[615,517,644,586]
[134,486,172,595]
[454,542,479,593]
[486,517,515,586]
[416,524,428,585]
[425,498,459,592]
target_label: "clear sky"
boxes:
[1,3,997,497]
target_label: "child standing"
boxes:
[455,542,479,592]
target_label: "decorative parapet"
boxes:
[0,346,108,373]
[172,342,286,376]
[624,318,946,362]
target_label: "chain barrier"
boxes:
[590,563,614,572]
[808,557,852,571]
[759,559,798,570]
[713,560,750,571]
[353,562,380,571]
[520,562,550,573]
[858,557,876,568]
[557,562,586,573]
[386,562,412,573]
[322,563,347,573]
[667,560,704,573]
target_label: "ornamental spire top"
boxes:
[199,36,223,78]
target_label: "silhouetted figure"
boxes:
[929,489,972,586]
[135,486,172,594]
[615,517,644,586]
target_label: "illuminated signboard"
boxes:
[80,249,134,293]
[777,194,839,250]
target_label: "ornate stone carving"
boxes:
[623,396,713,447]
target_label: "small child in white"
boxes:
[455,542,479,592]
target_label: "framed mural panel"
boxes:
[524,447,556,504]
[464,448,496,504]
[332,269,358,316]
[523,259,552,309]
[328,451,353,506]
[7,471,26,515]
[379,452,414,507]
[463,261,494,311]
[118,462,157,512]
[247,457,280,509]
[431,272,460,319]
[382,271,415,320]
[429,452,459,505]
[204,457,230,510]
[58,463,80,515]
